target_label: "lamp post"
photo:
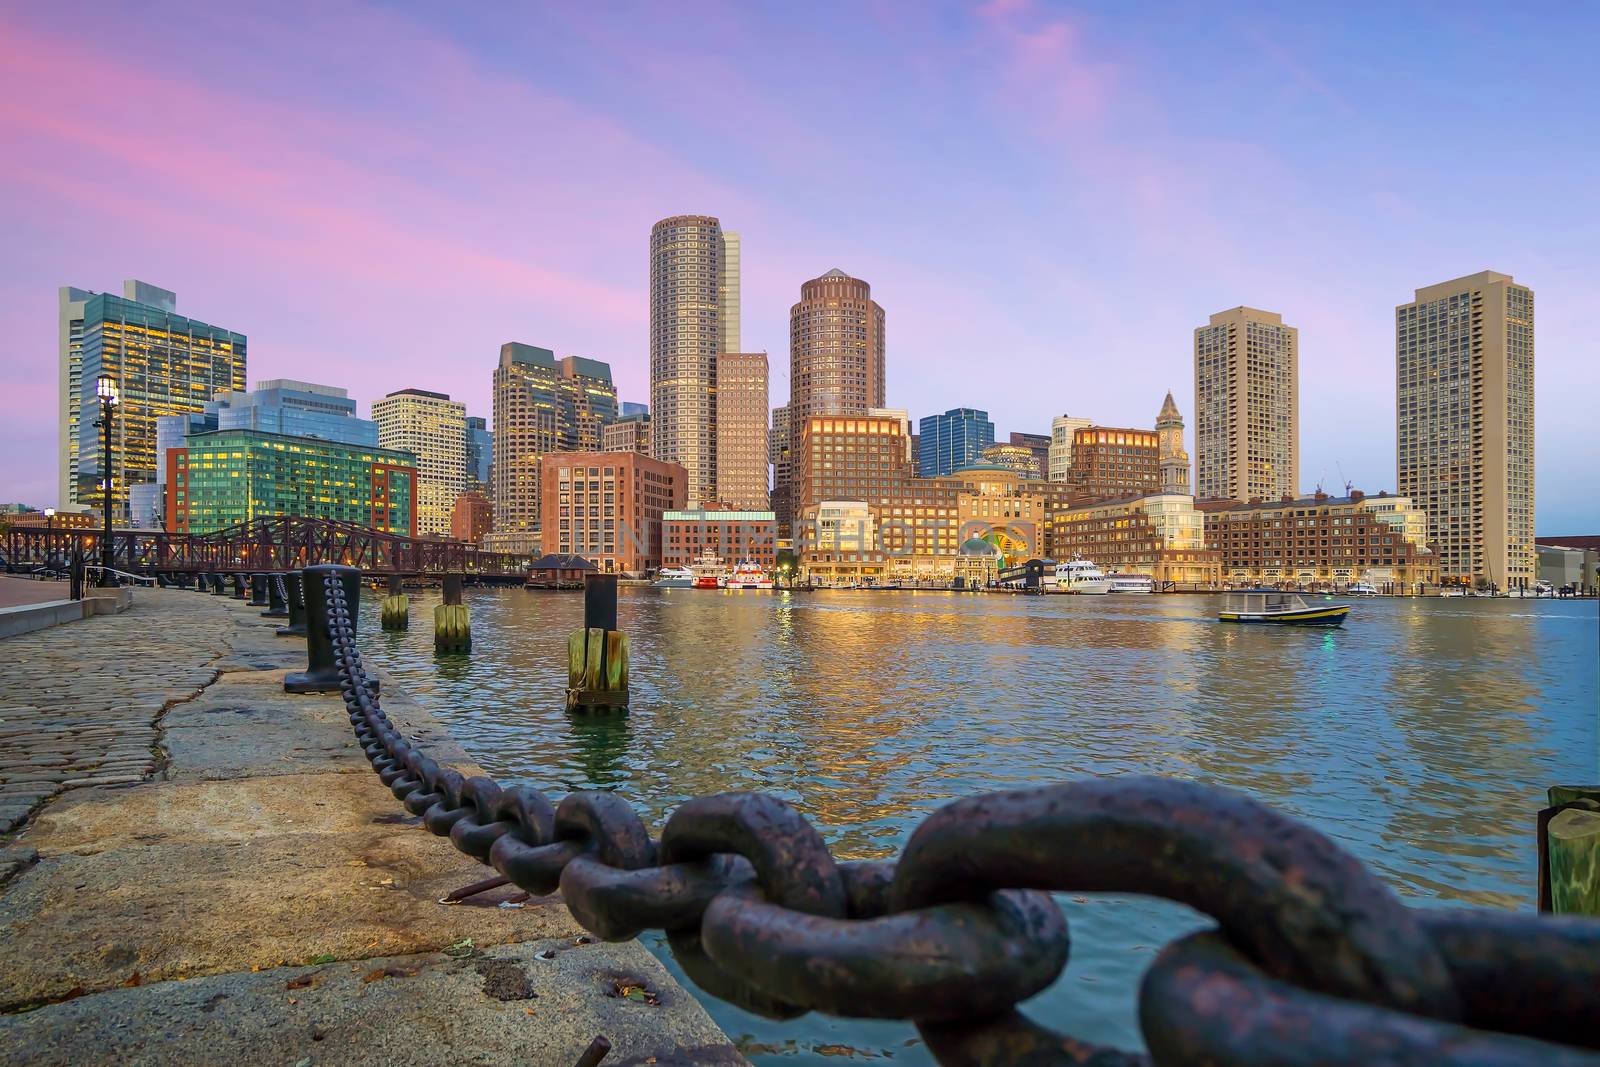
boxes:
[94,374,119,587]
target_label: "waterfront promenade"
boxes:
[0,589,737,1065]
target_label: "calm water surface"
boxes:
[360,588,1598,1062]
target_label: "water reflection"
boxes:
[359,588,1598,1063]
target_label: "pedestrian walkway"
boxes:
[0,588,737,1066]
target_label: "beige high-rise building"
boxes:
[1194,306,1298,503]
[491,343,618,548]
[372,389,468,537]
[1396,271,1534,588]
[715,352,769,510]
[786,268,886,501]
[650,215,739,506]
[1048,415,1093,482]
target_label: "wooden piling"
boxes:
[381,574,409,631]
[1539,786,1600,915]
[567,574,627,712]
[435,574,470,653]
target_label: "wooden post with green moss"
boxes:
[434,575,470,653]
[381,574,409,631]
[1539,785,1600,916]
[568,573,627,712]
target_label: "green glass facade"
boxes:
[168,429,416,535]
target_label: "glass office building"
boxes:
[918,408,995,478]
[466,416,492,487]
[166,428,416,535]
[214,379,377,446]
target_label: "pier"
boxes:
[0,588,734,1065]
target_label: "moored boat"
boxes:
[1054,558,1110,594]
[653,567,694,588]
[1346,580,1379,596]
[690,552,726,589]
[726,560,773,589]
[1219,590,1350,626]
[1105,573,1154,594]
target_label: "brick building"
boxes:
[538,452,686,573]
[662,509,777,569]
[1201,491,1438,590]
[1064,426,1160,505]
[450,489,492,545]
[1049,493,1220,589]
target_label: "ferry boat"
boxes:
[1345,580,1380,596]
[725,560,773,590]
[1219,590,1350,626]
[1054,558,1110,594]
[689,553,726,589]
[1105,573,1154,594]
[653,567,694,589]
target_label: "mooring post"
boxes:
[210,572,228,595]
[249,573,269,606]
[567,572,627,713]
[262,572,289,618]
[275,571,308,637]
[1539,785,1600,916]
[286,563,375,694]
[231,573,247,599]
[381,573,409,631]
[435,574,470,653]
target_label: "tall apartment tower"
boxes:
[492,343,618,548]
[61,280,246,520]
[1156,392,1191,495]
[372,389,468,537]
[649,215,739,506]
[786,268,886,498]
[715,352,770,510]
[1194,306,1298,502]
[1048,415,1094,483]
[1397,271,1534,588]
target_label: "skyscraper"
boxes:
[1396,271,1534,588]
[492,342,618,547]
[650,215,738,506]
[715,352,769,510]
[465,416,492,489]
[66,280,247,521]
[1194,306,1298,503]
[372,389,468,537]
[1048,415,1093,482]
[770,404,792,536]
[786,268,886,502]
[1156,392,1191,495]
[918,408,994,477]
[1008,431,1052,478]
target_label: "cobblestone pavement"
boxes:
[0,588,231,842]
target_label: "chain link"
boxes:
[318,569,1600,1065]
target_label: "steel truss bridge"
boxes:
[2,516,532,580]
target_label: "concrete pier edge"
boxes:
[0,587,741,1066]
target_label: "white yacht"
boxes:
[1346,580,1380,596]
[1054,558,1110,594]
[653,567,695,589]
[1105,573,1154,594]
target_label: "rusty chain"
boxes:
[316,569,1600,1065]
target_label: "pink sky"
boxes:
[2,1,1595,531]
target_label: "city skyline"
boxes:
[0,3,1595,532]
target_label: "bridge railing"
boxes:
[268,562,1600,1065]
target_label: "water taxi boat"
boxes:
[1105,573,1154,594]
[1345,580,1379,596]
[1219,590,1349,626]
[726,560,773,589]
[1054,558,1110,594]
[653,567,694,588]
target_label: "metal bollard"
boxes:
[567,573,627,712]
[286,564,375,694]
[275,572,307,637]
[232,573,247,599]
[249,573,269,606]
[210,572,229,595]
[262,573,289,618]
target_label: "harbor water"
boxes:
[360,588,1599,1062]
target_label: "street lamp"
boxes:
[94,374,119,587]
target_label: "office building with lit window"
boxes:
[466,416,492,489]
[650,216,739,505]
[1064,426,1161,504]
[1048,415,1093,483]
[539,451,687,573]
[1396,271,1534,588]
[1049,493,1221,589]
[372,389,468,537]
[1194,306,1298,503]
[491,343,619,546]
[63,280,246,521]
[918,408,994,478]
[715,351,770,510]
[602,412,651,454]
[166,429,415,535]
[662,508,777,569]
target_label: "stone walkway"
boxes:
[0,588,227,842]
[0,588,738,1065]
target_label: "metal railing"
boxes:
[295,564,1598,1064]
